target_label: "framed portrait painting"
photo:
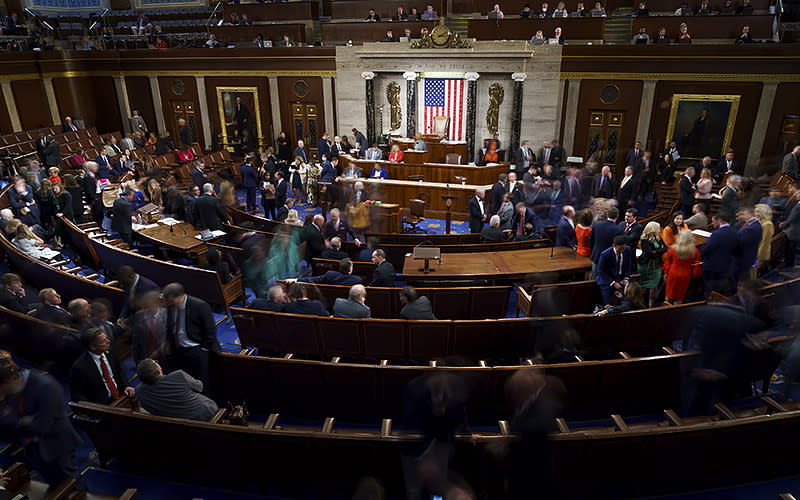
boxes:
[666,94,740,160]
[216,87,262,153]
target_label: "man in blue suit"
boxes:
[240,156,259,212]
[296,258,362,286]
[731,206,762,283]
[95,150,117,181]
[595,235,632,306]
[701,211,737,295]
[555,205,577,249]
[589,206,622,278]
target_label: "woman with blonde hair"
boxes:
[637,221,668,306]
[12,223,46,259]
[145,178,162,207]
[751,203,774,278]
[694,167,713,214]
[661,229,701,305]
[284,209,303,226]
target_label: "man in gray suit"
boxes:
[365,143,383,161]
[333,284,371,318]
[134,359,218,421]
[130,110,148,135]
[399,286,436,320]
[783,146,800,180]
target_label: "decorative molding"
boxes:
[402,71,418,81]
[0,70,337,82]
[361,71,376,80]
[464,72,480,81]
[560,72,800,82]
[511,72,527,82]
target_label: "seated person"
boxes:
[249,284,287,312]
[393,6,409,20]
[591,1,607,16]
[481,215,505,243]
[12,223,46,259]
[364,8,381,21]
[489,3,505,18]
[552,1,568,16]
[520,4,533,17]
[33,288,70,326]
[719,0,735,13]
[675,23,692,44]
[70,329,134,404]
[333,284,371,318]
[595,235,632,306]
[0,273,29,314]
[135,359,218,421]
[203,248,231,284]
[595,282,645,316]
[735,25,753,43]
[380,29,397,42]
[399,286,436,320]
[283,282,328,316]
[573,1,587,16]
[684,204,708,229]
[633,27,650,44]
[370,163,388,179]
[342,164,362,179]
[736,0,754,14]
[694,0,713,14]
[413,134,427,152]
[530,30,547,44]
[632,1,649,15]
[388,144,404,163]
[758,186,786,219]
[296,258,361,286]
[652,26,671,44]
[320,236,349,261]
[675,1,691,15]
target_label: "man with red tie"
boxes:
[70,329,134,404]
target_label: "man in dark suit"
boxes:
[274,171,288,211]
[679,166,696,216]
[111,189,134,244]
[701,212,738,295]
[293,139,309,163]
[33,288,70,326]
[155,132,176,155]
[193,184,228,231]
[117,266,160,320]
[399,286,437,320]
[352,128,369,157]
[0,273,29,314]
[164,282,220,395]
[298,258,362,286]
[42,138,61,168]
[634,151,653,198]
[625,141,643,168]
[693,156,713,183]
[302,214,326,263]
[276,197,293,222]
[549,139,564,170]
[333,284,371,318]
[538,140,556,168]
[0,355,84,490]
[619,208,643,262]
[721,176,742,217]
[511,202,537,237]
[555,205,577,249]
[370,249,396,287]
[563,168,582,208]
[782,146,800,180]
[249,285,288,312]
[714,150,740,183]
[323,208,362,244]
[62,116,79,133]
[481,215,505,243]
[95,150,116,181]
[318,132,331,160]
[468,188,487,233]
[589,207,622,277]
[595,235,632,306]
[241,157,258,212]
[515,141,536,171]
[191,160,208,189]
[616,166,639,212]
[592,165,616,198]
[731,207,762,283]
[330,136,346,158]
[507,171,524,206]
[489,173,507,215]
[177,118,191,148]
[36,135,48,163]
[320,237,348,260]
[70,329,133,404]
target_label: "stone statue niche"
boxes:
[386,82,402,132]
[487,83,504,135]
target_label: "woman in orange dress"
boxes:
[575,208,593,258]
[661,211,688,247]
[661,229,701,304]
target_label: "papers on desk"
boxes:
[132,223,159,231]
[195,230,226,241]
[158,217,180,226]
[486,162,500,166]
[691,229,712,238]
[39,247,62,261]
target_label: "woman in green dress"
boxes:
[637,221,668,307]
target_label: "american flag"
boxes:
[423,78,465,142]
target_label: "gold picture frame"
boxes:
[665,94,740,160]
[216,86,263,153]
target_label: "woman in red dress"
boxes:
[388,144,404,163]
[661,229,701,305]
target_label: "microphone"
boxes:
[174,221,189,236]
[414,240,434,249]
[541,226,556,260]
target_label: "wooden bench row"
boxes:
[232,300,703,361]
[0,461,138,500]
[70,396,800,498]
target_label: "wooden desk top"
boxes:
[338,176,491,191]
[402,246,592,282]
[136,223,207,254]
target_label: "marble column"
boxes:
[635,80,657,150]
[41,78,59,126]
[321,76,335,136]
[1,81,22,132]
[195,76,213,151]
[745,82,779,176]
[268,77,281,142]
[148,76,167,134]
[113,76,132,135]
[362,72,376,146]
[562,79,582,157]
[509,73,527,158]
[464,72,480,164]
[403,71,417,139]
